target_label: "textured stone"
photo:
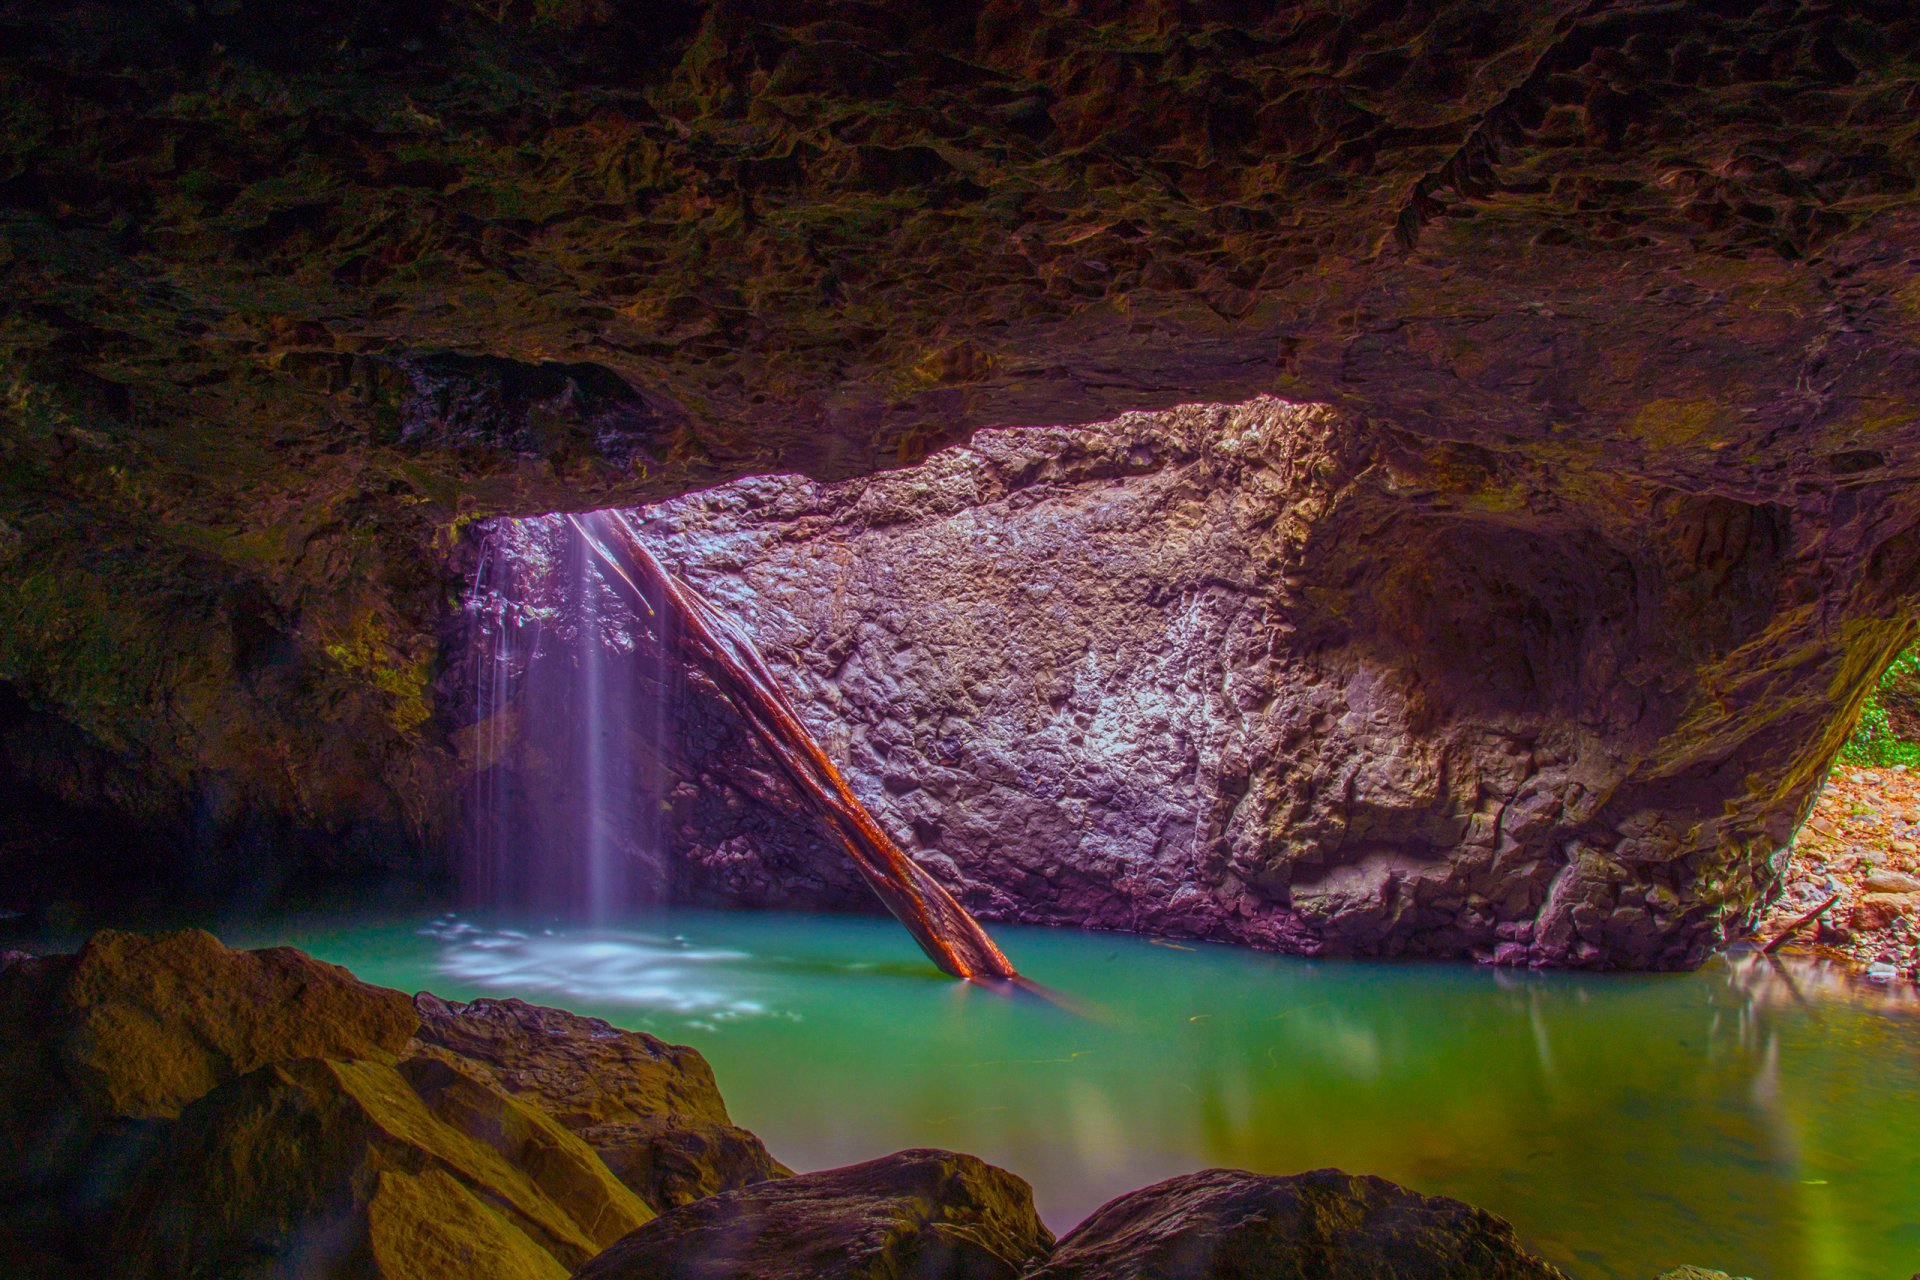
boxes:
[2,1,1919,912]
[573,1148,1053,1280]
[1863,869,1920,894]
[1027,1167,1565,1280]
[110,1055,652,1279]
[487,398,1903,966]
[408,993,789,1206]
[1849,891,1920,932]
[0,933,793,1279]
[48,928,417,1119]
[0,928,416,1197]
[408,993,732,1129]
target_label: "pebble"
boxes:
[1867,961,1900,983]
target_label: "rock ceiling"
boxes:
[1,1,1918,914]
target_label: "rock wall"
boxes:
[536,398,1920,967]
[2,0,1919,921]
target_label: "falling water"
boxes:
[463,514,666,918]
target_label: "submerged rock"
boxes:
[573,1148,1053,1280]
[1026,1167,1567,1280]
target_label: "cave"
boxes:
[3,3,1919,1278]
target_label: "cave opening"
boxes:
[7,1,1920,1275]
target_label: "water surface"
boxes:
[214,909,1919,1280]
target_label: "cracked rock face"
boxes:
[486,398,1920,967]
[2,1,1919,922]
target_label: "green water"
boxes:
[216,909,1918,1280]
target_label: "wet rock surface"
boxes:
[2,1,1919,910]
[485,399,1913,965]
[1026,1167,1566,1280]
[572,1148,1054,1280]
[0,931,781,1279]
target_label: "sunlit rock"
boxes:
[111,1055,651,1279]
[474,398,1909,967]
[0,929,415,1196]
[408,993,790,1207]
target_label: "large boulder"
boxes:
[1026,1167,1566,1280]
[485,399,1900,967]
[110,1055,653,1279]
[408,993,789,1206]
[573,1148,1053,1280]
[0,932,786,1280]
[0,929,416,1194]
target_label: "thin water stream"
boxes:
[212,908,1920,1280]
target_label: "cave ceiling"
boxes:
[4,0,1919,524]
[3,0,1920,885]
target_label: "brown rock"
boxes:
[578,1117,791,1211]
[1850,893,1920,933]
[573,1148,1053,1280]
[409,993,729,1128]
[1864,869,1920,895]
[56,929,418,1119]
[408,993,788,1207]
[1027,1168,1566,1280]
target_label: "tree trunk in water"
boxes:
[569,510,1018,981]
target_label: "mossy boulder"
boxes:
[1026,1168,1567,1280]
[0,931,788,1280]
[0,929,416,1195]
[408,993,789,1205]
[111,1055,652,1279]
[573,1148,1053,1280]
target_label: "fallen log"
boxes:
[569,509,1017,981]
[1759,892,1841,955]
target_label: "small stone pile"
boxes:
[1759,765,1920,983]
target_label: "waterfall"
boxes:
[462,514,665,919]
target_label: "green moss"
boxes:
[323,612,433,735]
[1839,644,1920,768]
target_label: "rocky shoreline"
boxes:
[0,930,1773,1279]
[1758,764,1920,985]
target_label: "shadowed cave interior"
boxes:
[3,3,1920,1279]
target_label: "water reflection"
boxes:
[266,911,1920,1280]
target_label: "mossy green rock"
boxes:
[573,1148,1052,1280]
[0,929,417,1195]
[112,1055,652,1279]
[56,929,418,1118]
[409,993,789,1206]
